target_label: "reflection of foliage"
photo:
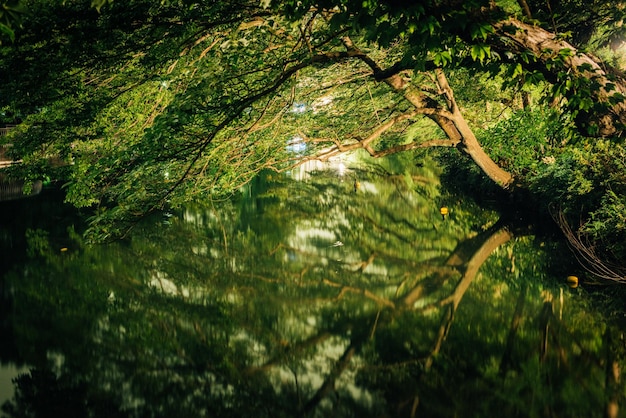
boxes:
[3,160,624,417]
[2,369,123,418]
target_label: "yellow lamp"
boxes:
[440,206,449,220]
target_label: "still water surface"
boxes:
[0,157,623,417]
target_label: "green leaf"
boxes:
[432,50,451,67]
[470,23,494,41]
[0,22,15,42]
[577,63,594,72]
[526,71,545,84]
[520,51,535,64]
[579,97,594,111]
[609,92,626,105]
[91,0,110,12]
[558,48,573,58]
[470,44,490,63]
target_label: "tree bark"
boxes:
[516,0,532,19]
[399,77,513,187]
[340,37,515,189]
[434,69,514,187]
[493,18,626,137]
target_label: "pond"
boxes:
[0,155,624,418]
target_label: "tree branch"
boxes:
[552,208,626,282]
[493,17,626,137]
[303,341,359,414]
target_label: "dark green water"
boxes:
[0,157,623,417]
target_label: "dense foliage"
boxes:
[0,0,625,277]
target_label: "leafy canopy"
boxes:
[1,0,626,241]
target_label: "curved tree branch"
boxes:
[552,208,626,282]
[340,36,514,188]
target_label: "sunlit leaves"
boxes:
[432,49,452,67]
[479,108,568,178]
[532,141,626,260]
[2,0,626,251]
[511,62,523,78]
[470,44,491,63]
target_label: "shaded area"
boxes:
[0,179,42,202]
[0,158,621,417]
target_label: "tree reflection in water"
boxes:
[1,156,623,417]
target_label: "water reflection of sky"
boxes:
[0,363,27,407]
[286,135,306,154]
[286,154,359,182]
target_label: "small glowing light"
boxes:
[291,103,307,113]
[286,136,306,153]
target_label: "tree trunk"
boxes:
[516,0,532,19]
[434,69,514,188]
[342,36,515,189]
[493,18,626,137]
[380,69,514,188]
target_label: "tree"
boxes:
[1,0,625,272]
